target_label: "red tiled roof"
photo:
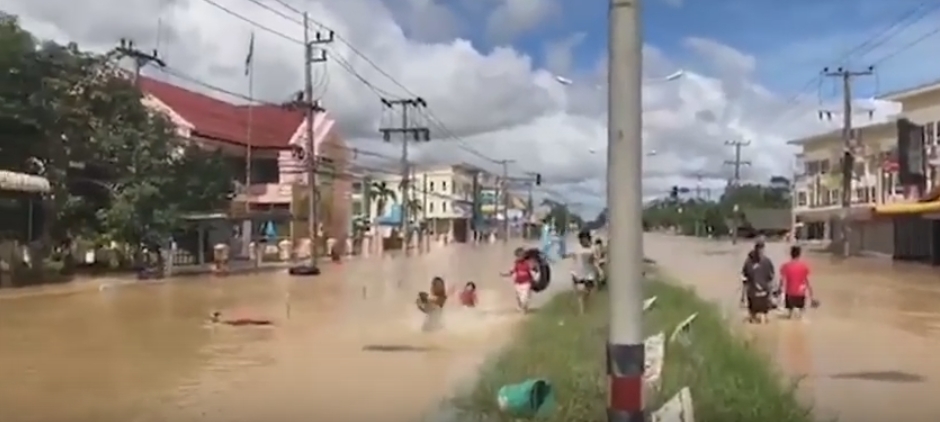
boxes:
[139,76,305,149]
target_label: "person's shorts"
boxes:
[514,283,532,303]
[571,275,596,292]
[747,293,772,315]
[784,295,806,310]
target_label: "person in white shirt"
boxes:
[571,230,598,314]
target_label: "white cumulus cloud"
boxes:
[2,0,903,217]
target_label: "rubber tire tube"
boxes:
[288,265,321,276]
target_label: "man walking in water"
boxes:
[741,240,775,324]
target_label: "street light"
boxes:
[553,69,684,87]
[587,148,658,156]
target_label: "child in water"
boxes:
[459,282,478,308]
[416,276,449,314]
[502,247,535,313]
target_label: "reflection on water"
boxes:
[0,243,533,422]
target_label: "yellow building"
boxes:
[789,79,940,258]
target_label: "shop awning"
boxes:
[873,201,940,215]
[0,170,51,193]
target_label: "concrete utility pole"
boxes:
[422,171,429,252]
[607,0,645,421]
[115,38,165,86]
[303,13,333,265]
[822,66,874,258]
[494,159,516,242]
[724,140,751,244]
[379,98,430,254]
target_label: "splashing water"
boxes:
[407,289,520,334]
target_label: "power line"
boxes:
[245,0,505,166]
[759,1,939,134]
[378,97,431,251]
[203,0,504,167]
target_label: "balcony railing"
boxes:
[234,183,293,204]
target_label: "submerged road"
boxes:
[0,242,564,422]
[647,233,940,422]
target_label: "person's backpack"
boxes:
[525,248,552,293]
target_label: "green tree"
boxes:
[0,15,233,270]
[369,181,396,218]
[541,199,583,234]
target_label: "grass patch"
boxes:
[451,275,813,422]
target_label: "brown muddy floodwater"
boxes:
[0,242,548,422]
[646,233,940,422]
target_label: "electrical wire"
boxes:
[259,0,508,167]
[197,0,578,201]
[761,1,940,134]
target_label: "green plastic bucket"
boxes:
[496,378,555,418]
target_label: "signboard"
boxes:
[479,188,499,214]
[897,118,926,187]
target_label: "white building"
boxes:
[363,164,501,242]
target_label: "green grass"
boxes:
[451,273,813,422]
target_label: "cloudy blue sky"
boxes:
[5,0,940,216]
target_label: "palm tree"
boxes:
[369,181,396,220]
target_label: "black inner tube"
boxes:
[288,265,320,276]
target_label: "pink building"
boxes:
[138,77,352,248]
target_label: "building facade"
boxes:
[138,77,352,249]
[790,79,940,257]
[363,164,509,242]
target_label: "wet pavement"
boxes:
[646,233,940,422]
[0,241,564,422]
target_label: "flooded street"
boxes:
[647,233,940,421]
[0,242,552,422]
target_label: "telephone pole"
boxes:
[303,13,333,265]
[724,140,751,244]
[114,38,165,85]
[379,98,430,254]
[822,66,874,258]
[494,159,516,242]
[724,140,751,184]
[607,0,645,421]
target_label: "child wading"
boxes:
[503,247,535,313]
[571,230,598,314]
[780,245,815,319]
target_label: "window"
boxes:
[352,200,363,216]
[820,160,830,174]
[428,202,435,212]
[806,160,819,176]
[869,187,876,203]
[442,201,448,212]
[429,181,435,192]
[352,181,363,192]
[926,123,936,146]
[830,189,841,206]
[797,191,807,207]
[442,181,448,192]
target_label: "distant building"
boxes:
[365,164,503,242]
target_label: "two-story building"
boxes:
[790,78,940,259]
[138,77,352,251]
[363,164,508,242]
